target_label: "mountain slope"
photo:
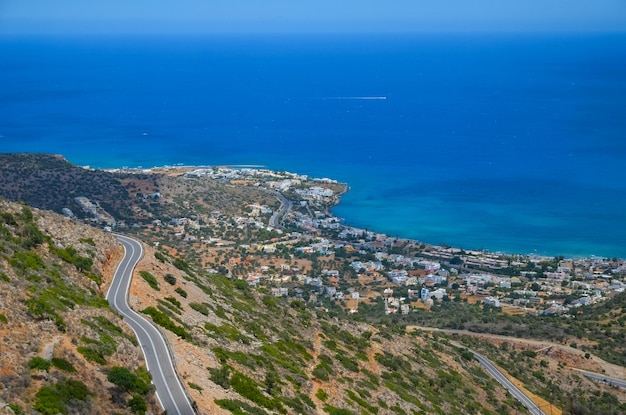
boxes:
[0,199,159,414]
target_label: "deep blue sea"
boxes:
[1,33,625,258]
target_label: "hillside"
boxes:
[0,153,276,226]
[126,244,525,415]
[0,199,160,414]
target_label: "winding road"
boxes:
[107,234,195,415]
[268,190,292,229]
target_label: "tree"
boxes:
[264,370,280,396]
[127,395,147,414]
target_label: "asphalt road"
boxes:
[107,234,195,415]
[449,340,547,415]
[577,369,626,390]
[471,350,546,415]
[268,190,292,229]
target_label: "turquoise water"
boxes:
[1,33,625,257]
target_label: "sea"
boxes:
[1,33,625,258]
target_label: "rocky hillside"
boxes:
[0,153,275,226]
[0,199,160,415]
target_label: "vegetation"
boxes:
[139,271,160,291]
[28,357,52,372]
[51,357,77,373]
[107,366,151,395]
[162,273,176,285]
[34,378,92,415]
[51,245,93,271]
[141,306,191,340]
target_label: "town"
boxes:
[90,165,626,322]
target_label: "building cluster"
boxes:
[119,166,626,319]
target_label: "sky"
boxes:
[1,0,626,34]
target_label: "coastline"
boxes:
[107,163,624,262]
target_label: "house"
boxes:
[484,297,500,307]
[271,287,289,297]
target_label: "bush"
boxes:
[231,372,280,411]
[139,271,159,291]
[209,365,231,389]
[34,379,91,415]
[324,406,355,415]
[141,306,190,340]
[190,302,210,316]
[77,347,107,365]
[127,395,147,414]
[79,238,95,246]
[316,389,329,402]
[9,251,44,271]
[188,382,203,391]
[215,399,269,415]
[164,296,182,309]
[164,273,177,285]
[0,314,7,324]
[51,357,76,373]
[52,246,93,271]
[175,287,187,298]
[29,357,52,372]
[107,366,150,394]
[521,350,537,359]
[154,251,168,263]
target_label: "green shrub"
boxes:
[209,365,231,389]
[9,251,44,271]
[1,212,17,225]
[323,405,355,415]
[154,251,168,263]
[175,287,187,298]
[51,357,76,373]
[139,271,159,291]
[164,296,182,309]
[127,395,147,415]
[107,366,150,394]
[0,313,7,324]
[77,346,107,365]
[190,302,210,316]
[141,306,190,340]
[188,382,203,391]
[6,404,23,415]
[335,353,359,372]
[164,273,177,285]
[316,389,329,401]
[20,223,47,248]
[231,372,280,411]
[34,379,91,415]
[28,357,51,372]
[215,399,269,415]
[51,246,93,271]
[0,272,10,282]
[79,238,95,246]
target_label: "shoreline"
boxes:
[101,163,624,262]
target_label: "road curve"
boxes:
[106,234,195,415]
[268,190,292,229]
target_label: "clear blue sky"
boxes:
[1,0,625,34]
